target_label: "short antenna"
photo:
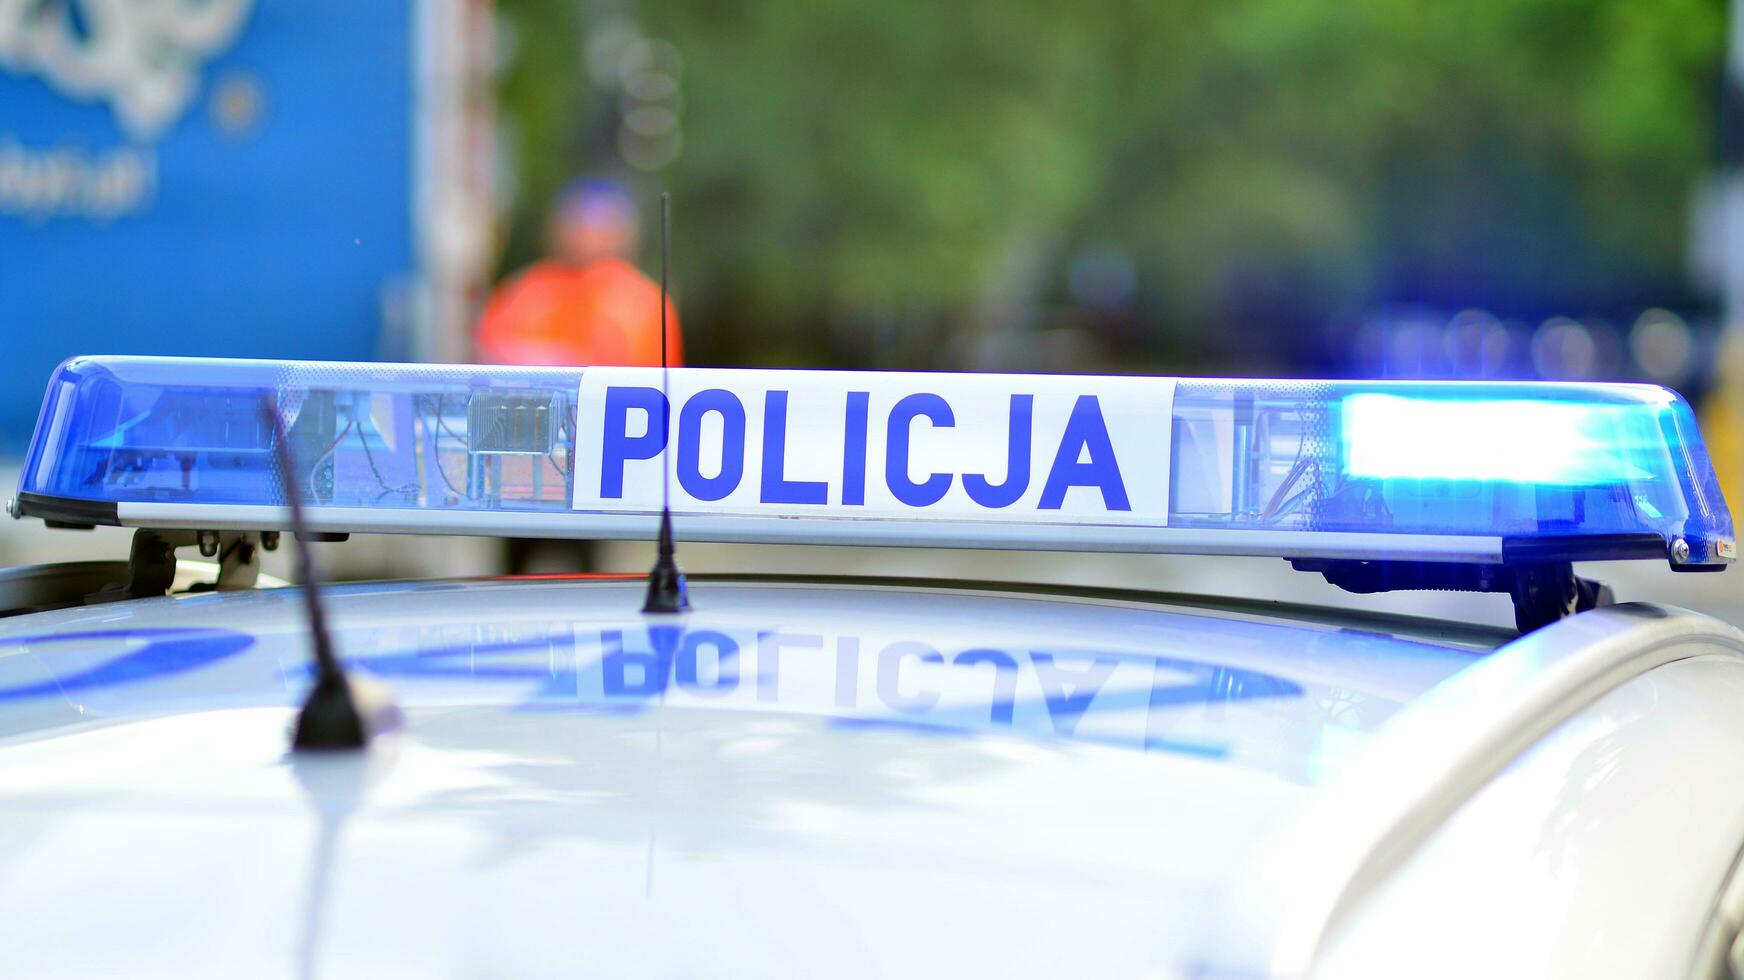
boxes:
[263,400,400,748]
[643,191,691,614]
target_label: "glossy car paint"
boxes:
[0,576,1498,979]
[1315,652,1744,979]
[1204,604,1744,978]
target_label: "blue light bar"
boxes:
[10,356,1735,568]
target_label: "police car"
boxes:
[3,355,1743,979]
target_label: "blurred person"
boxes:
[476,178,682,367]
[476,179,682,574]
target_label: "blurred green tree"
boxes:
[493,0,1724,372]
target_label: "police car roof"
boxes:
[3,573,1718,977]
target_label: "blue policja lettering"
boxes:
[600,386,668,498]
[1038,395,1131,511]
[842,391,870,506]
[608,385,1134,515]
[963,394,1033,508]
[760,391,829,504]
[886,393,955,506]
[678,388,746,501]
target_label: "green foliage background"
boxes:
[493,0,1725,373]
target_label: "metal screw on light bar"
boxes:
[1671,537,1692,564]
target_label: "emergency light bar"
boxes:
[9,356,1735,569]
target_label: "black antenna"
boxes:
[263,400,400,749]
[643,191,690,614]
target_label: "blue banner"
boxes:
[0,0,415,454]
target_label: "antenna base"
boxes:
[642,557,691,614]
[294,672,401,751]
[642,504,691,613]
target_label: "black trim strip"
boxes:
[13,492,120,529]
[1500,533,1665,563]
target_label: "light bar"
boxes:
[10,356,1735,568]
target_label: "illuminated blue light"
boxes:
[1341,395,1660,485]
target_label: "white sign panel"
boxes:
[572,368,1175,527]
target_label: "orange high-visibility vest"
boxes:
[476,259,683,367]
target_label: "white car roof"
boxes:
[0,575,1732,978]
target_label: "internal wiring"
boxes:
[306,418,355,504]
[1260,456,1312,521]
[422,395,472,499]
[1257,409,1320,523]
[351,405,420,501]
[1269,485,1315,520]
[546,407,573,480]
